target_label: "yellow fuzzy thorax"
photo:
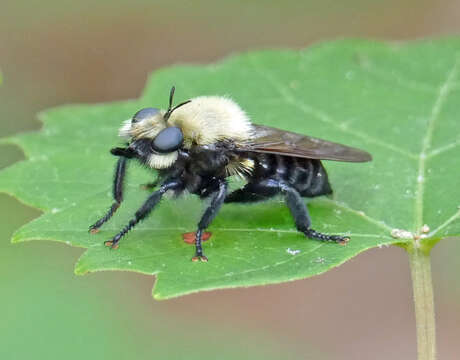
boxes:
[168,96,254,147]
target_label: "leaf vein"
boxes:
[207,243,326,280]
[248,55,417,159]
[358,58,437,94]
[317,198,394,232]
[428,208,460,238]
[428,138,460,158]
[414,55,460,233]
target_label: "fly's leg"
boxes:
[192,180,228,262]
[280,182,349,244]
[224,186,267,203]
[140,178,160,191]
[230,179,349,244]
[105,179,182,249]
[89,157,127,233]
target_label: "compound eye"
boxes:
[152,127,184,153]
[132,108,159,124]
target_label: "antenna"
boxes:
[164,86,191,121]
[168,86,176,112]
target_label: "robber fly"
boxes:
[89,87,372,261]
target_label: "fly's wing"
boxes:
[240,125,372,162]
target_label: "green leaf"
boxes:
[1,39,459,299]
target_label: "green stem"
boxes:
[407,245,436,360]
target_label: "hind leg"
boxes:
[227,179,348,244]
[225,186,269,203]
[280,182,348,244]
[225,179,283,203]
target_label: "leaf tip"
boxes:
[11,230,26,243]
[11,235,21,244]
[152,292,164,300]
[152,289,177,301]
[74,263,90,276]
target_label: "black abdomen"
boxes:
[248,154,332,197]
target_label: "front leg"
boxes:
[89,157,127,233]
[106,178,182,249]
[192,179,228,262]
[140,178,160,191]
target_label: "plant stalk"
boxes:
[407,245,436,360]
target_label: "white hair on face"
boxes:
[119,119,133,139]
[148,152,178,169]
[168,96,254,146]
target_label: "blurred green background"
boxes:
[1,1,459,359]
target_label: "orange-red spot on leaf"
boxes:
[182,232,212,244]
